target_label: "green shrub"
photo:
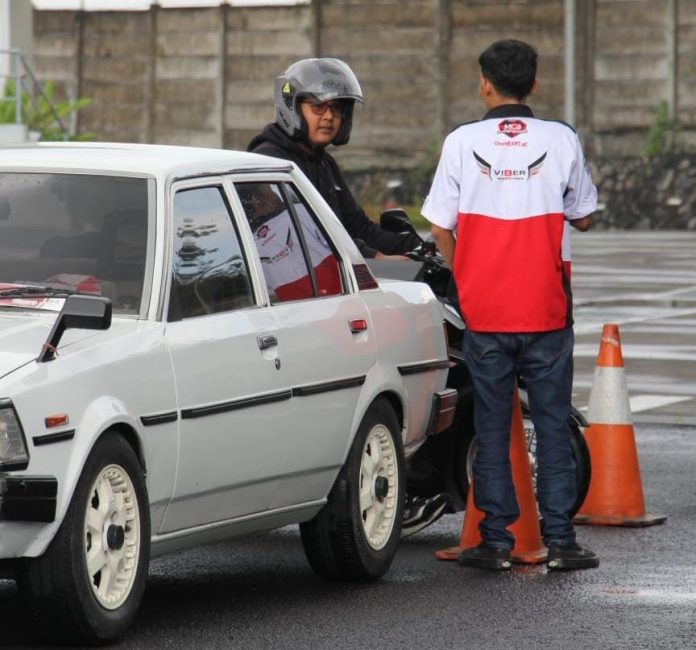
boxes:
[0,79,96,141]
[644,101,673,156]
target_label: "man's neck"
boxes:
[484,96,526,111]
[298,141,325,157]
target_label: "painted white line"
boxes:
[599,588,696,604]
[629,395,692,414]
[574,310,696,336]
[573,343,696,361]
[576,395,693,414]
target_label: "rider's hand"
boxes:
[419,240,438,255]
[374,252,411,261]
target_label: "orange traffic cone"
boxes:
[435,388,547,564]
[574,323,666,527]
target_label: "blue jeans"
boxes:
[464,327,577,549]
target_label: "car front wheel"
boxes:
[17,433,150,646]
[300,398,404,582]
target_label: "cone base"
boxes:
[574,513,667,527]
[435,545,548,564]
[434,545,460,562]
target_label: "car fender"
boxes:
[13,396,145,558]
[348,363,408,453]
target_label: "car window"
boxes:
[0,172,149,313]
[284,183,342,299]
[170,186,254,320]
[237,182,342,304]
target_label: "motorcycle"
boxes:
[370,209,591,516]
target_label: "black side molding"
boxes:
[397,359,452,376]
[32,430,75,447]
[140,411,179,427]
[292,375,366,397]
[181,389,293,420]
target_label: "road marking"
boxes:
[601,588,696,604]
[573,342,696,361]
[574,308,696,336]
[629,395,692,414]
[577,394,692,414]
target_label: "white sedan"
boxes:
[0,143,454,645]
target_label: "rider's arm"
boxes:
[569,214,593,231]
[563,133,597,232]
[329,158,422,255]
[430,225,456,269]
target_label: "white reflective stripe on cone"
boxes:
[586,366,632,425]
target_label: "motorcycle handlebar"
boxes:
[404,241,446,269]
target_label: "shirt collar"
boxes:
[482,104,535,120]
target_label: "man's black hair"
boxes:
[478,39,537,101]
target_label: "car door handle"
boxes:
[257,334,278,350]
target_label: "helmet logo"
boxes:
[282,82,292,94]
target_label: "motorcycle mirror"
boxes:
[380,208,416,235]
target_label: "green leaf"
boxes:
[1,77,97,141]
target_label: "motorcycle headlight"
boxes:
[0,400,29,471]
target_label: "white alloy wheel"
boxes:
[359,422,398,550]
[84,464,141,610]
[523,417,538,488]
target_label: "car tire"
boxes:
[300,398,404,582]
[17,433,150,646]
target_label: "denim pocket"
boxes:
[525,328,573,367]
[465,330,503,362]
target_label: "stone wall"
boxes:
[345,153,696,230]
[591,154,696,230]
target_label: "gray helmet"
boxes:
[274,58,363,146]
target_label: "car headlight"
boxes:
[0,400,29,471]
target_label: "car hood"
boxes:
[0,310,101,378]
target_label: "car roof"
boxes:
[0,142,292,180]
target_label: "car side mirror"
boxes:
[380,208,416,235]
[38,295,112,363]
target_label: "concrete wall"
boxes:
[31,1,696,170]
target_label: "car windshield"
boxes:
[0,172,150,314]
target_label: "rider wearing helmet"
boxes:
[248,58,449,538]
[247,57,422,259]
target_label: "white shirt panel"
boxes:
[422,116,597,229]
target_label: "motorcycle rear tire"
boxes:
[463,408,591,519]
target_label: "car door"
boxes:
[159,181,290,534]
[235,180,377,509]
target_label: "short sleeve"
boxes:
[421,134,462,230]
[564,134,597,220]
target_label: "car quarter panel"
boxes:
[358,279,449,450]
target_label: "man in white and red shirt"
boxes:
[422,39,598,571]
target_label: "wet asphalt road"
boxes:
[1,232,695,648]
[1,421,692,649]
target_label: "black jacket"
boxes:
[247,124,421,258]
